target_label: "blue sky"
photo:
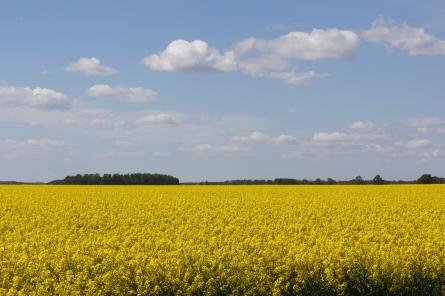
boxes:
[1,0,445,182]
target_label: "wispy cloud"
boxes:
[363,17,445,56]
[87,84,158,103]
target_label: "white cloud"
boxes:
[363,18,445,56]
[351,121,375,130]
[417,127,430,133]
[234,29,360,60]
[62,109,182,131]
[232,37,257,55]
[295,122,444,162]
[0,83,73,110]
[87,84,158,103]
[274,134,298,144]
[143,29,358,85]
[0,139,67,158]
[135,112,178,125]
[267,70,326,85]
[62,108,122,129]
[189,131,298,156]
[237,56,288,77]
[308,127,387,155]
[232,131,268,142]
[233,29,358,85]
[238,57,324,85]
[231,131,298,146]
[405,139,433,149]
[65,57,117,76]
[216,145,250,152]
[193,143,250,153]
[143,40,237,72]
[420,149,444,161]
[404,139,442,162]
[312,132,349,142]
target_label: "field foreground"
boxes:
[0,185,444,295]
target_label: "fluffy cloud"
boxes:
[363,18,445,56]
[87,84,158,103]
[143,29,359,85]
[233,29,357,85]
[0,83,73,110]
[65,57,117,76]
[234,29,360,60]
[274,134,298,144]
[143,40,237,72]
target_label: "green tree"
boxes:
[352,176,364,185]
[327,178,336,185]
[417,174,433,184]
[372,174,384,185]
[314,178,323,185]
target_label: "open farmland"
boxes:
[0,185,444,295]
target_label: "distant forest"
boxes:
[49,173,179,185]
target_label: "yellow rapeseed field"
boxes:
[0,185,444,295]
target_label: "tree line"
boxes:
[49,173,179,185]
[196,174,445,185]
[45,173,444,185]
